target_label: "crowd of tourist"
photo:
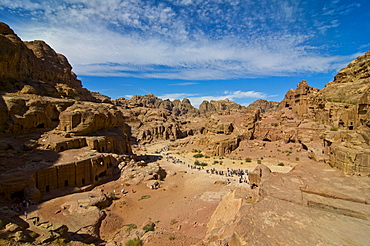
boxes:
[164,153,250,185]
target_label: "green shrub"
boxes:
[295,157,300,161]
[125,238,142,246]
[169,235,176,240]
[193,153,204,158]
[170,218,178,225]
[257,160,262,164]
[271,123,279,127]
[142,224,155,232]
[330,126,338,131]
[123,224,137,232]
[278,163,285,166]
[138,195,151,201]
[245,158,252,162]
[194,161,207,166]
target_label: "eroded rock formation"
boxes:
[0,23,134,203]
[204,162,370,245]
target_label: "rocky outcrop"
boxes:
[115,93,199,117]
[198,135,241,157]
[204,162,370,245]
[279,80,322,118]
[204,117,234,135]
[57,101,127,136]
[247,99,279,113]
[322,50,370,103]
[27,190,112,243]
[120,162,167,185]
[199,98,247,115]
[0,94,74,137]
[0,22,93,101]
[277,55,370,175]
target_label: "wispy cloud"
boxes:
[169,82,198,86]
[157,90,268,108]
[159,93,198,101]
[0,0,363,80]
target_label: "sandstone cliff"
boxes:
[247,99,279,113]
[199,98,247,115]
[275,59,369,175]
[204,162,370,245]
[0,22,93,101]
[0,23,133,204]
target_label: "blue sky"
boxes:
[1,0,369,108]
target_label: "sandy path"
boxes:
[99,141,239,245]
[98,139,307,245]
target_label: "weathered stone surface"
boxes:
[199,98,247,115]
[0,94,74,136]
[204,162,370,245]
[0,22,93,101]
[58,102,126,135]
[248,164,271,186]
[322,50,370,103]
[120,162,166,185]
[29,190,111,243]
[204,117,234,135]
[247,99,279,113]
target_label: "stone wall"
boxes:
[35,154,117,193]
[49,138,87,153]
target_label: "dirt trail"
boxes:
[98,141,238,245]
[98,139,307,245]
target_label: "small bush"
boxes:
[29,231,39,239]
[257,160,262,164]
[53,238,67,245]
[170,218,178,225]
[142,224,155,232]
[330,127,338,131]
[245,158,252,162]
[125,238,142,246]
[295,157,300,161]
[213,160,219,164]
[195,161,208,166]
[138,195,151,201]
[123,224,137,232]
[169,235,176,240]
[278,163,285,166]
[271,123,279,127]
[193,153,204,158]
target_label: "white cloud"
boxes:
[1,0,363,81]
[169,82,198,86]
[159,93,198,101]
[156,90,268,108]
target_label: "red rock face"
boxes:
[0,22,93,101]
